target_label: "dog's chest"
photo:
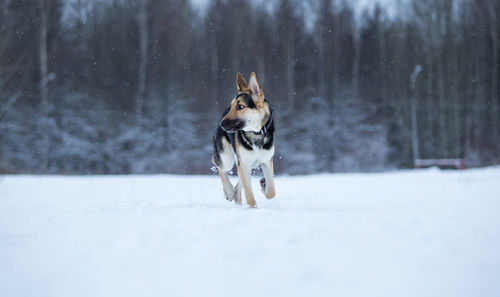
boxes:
[238,145,274,168]
[237,132,274,168]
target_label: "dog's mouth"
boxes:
[219,119,245,133]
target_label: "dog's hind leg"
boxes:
[233,181,242,205]
[260,159,276,199]
[218,169,235,201]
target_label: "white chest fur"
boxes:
[237,144,275,169]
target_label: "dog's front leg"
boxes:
[260,159,276,199]
[237,164,256,208]
[218,169,234,201]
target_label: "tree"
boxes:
[38,0,50,172]
[135,0,149,123]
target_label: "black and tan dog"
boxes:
[212,72,276,208]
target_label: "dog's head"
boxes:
[219,72,271,133]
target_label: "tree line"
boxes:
[0,0,499,174]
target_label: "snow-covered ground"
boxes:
[1,168,499,297]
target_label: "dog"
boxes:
[212,72,276,208]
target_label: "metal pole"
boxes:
[410,65,422,168]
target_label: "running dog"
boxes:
[212,72,276,208]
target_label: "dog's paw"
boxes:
[259,178,266,192]
[224,190,234,201]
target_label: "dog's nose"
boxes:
[219,119,227,131]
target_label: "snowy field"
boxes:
[1,168,500,297]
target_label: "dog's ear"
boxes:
[236,72,248,93]
[248,72,264,98]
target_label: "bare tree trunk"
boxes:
[286,24,295,110]
[461,7,472,158]
[488,2,498,144]
[377,13,386,111]
[332,14,339,101]
[316,24,326,101]
[435,7,448,159]
[319,42,327,101]
[209,26,218,105]
[444,0,460,158]
[352,28,360,99]
[38,0,49,172]
[135,0,149,123]
[425,48,435,156]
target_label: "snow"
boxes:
[1,168,500,297]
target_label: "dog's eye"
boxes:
[237,104,245,110]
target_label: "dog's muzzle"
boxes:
[219,118,244,133]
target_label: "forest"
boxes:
[0,0,499,174]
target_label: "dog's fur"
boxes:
[212,72,276,208]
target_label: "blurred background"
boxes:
[0,0,499,174]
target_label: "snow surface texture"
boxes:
[1,168,499,297]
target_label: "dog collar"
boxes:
[253,109,273,135]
